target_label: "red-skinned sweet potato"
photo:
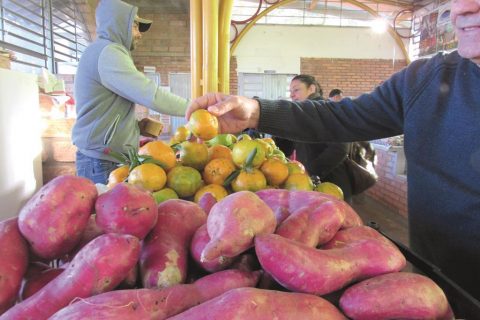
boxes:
[256,189,362,228]
[49,269,260,320]
[0,233,140,320]
[322,225,393,249]
[60,214,104,264]
[275,200,345,247]
[20,268,64,301]
[197,192,217,215]
[201,191,276,262]
[96,182,157,240]
[190,224,234,272]
[340,272,454,320]
[18,175,97,260]
[141,199,207,288]
[0,217,29,315]
[255,233,406,296]
[168,287,347,320]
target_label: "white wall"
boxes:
[0,69,43,220]
[233,25,409,74]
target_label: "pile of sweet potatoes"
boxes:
[0,175,455,319]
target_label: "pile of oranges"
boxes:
[106,109,344,204]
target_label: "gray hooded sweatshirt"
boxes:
[72,0,188,162]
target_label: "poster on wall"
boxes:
[419,11,438,56]
[436,4,458,51]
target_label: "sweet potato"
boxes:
[96,182,157,239]
[0,233,140,320]
[322,225,393,249]
[0,217,29,315]
[256,189,362,228]
[201,191,276,262]
[190,224,234,272]
[255,233,406,296]
[18,175,97,259]
[197,192,217,215]
[141,199,207,288]
[60,214,104,263]
[168,287,347,320]
[340,272,454,320]
[20,268,64,301]
[49,269,260,320]
[275,200,345,247]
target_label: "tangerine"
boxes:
[152,187,179,204]
[173,125,190,143]
[203,158,236,185]
[194,184,229,203]
[178,141,209,171]
[283,172,314,191]
[107,165,129,188]
[286,161,306,174]
[208,144,233,161]
[167,165,203,198]
[128,163,167,192]
[231,139,266,168]
[138,140,176,171]
[188,109,219,140]
[315,182,344,200]
[260,158,289,187]
[231,168,267,192]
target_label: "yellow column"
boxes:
[202,0,219,94]
[218,0,234,94]
[190,0,203,98]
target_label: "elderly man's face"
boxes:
[450,0,480,64]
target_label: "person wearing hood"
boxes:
[274,74,353,202]
[72,0,188,184]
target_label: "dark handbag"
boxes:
[345,142,378,195]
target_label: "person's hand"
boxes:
[186,93,260,134]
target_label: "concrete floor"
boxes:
[351,194,409,247]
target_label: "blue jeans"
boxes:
[76,151,118,185]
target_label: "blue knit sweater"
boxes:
[258,51,480,300]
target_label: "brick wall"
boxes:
[132,9,190,86]
[365,147,408,218]
[301,58,407,97]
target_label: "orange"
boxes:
[315,182,344,200]
[283,172,314,191]
[128,163,167,192]
[260,158,289,187]
[167,165,203,198]
[203,158,236,185]
[107,165,129,188]
[208,144,233,161]
[173,125,190,143]
[231,139,266,169]
[188,109,219,140]
[194,184,229,203]
[178,141,209,171]
[231,168,267,192]
[138,140,176,171]
[286,161,306,175]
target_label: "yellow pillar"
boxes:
[190,0,203,98]
[218,0,234,94]
[202,0,219,94]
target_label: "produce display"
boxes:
[0,110,457,319]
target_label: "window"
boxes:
[0,0,90,74]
